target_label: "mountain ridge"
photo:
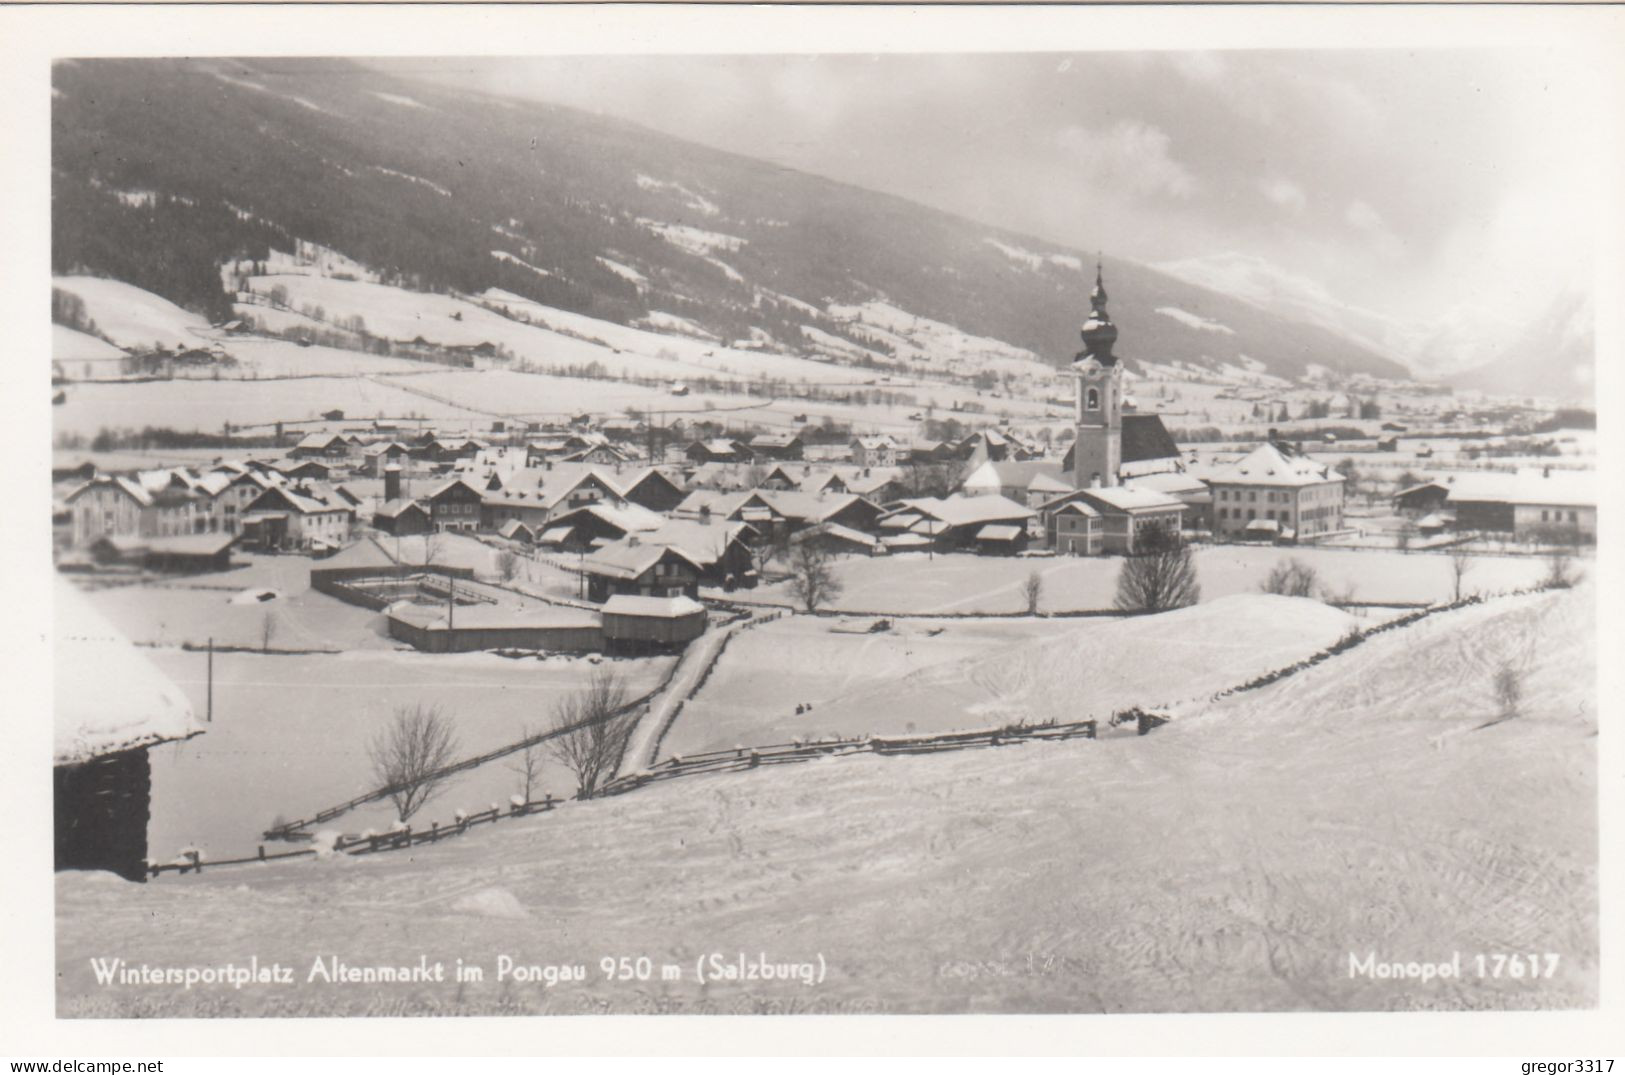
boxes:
[52,57,1412,386]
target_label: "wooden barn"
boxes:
[601,594,709,653]
[54,579,204,882]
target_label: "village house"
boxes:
[849,434,899,468]
[1046,500,1103,556]
[538,501,666,552]
[582,518,757,600]
[482,465,628,531]
[240,482,356,551]
[289,432,351,461]
[1065,486,1186,554]
[685,438,752,465]
[373,498,432,536]
[677,488,882,544]
[876,494,1035,553]
[959,459,1074,508]
[1206,439,1346,542]
[748,432,806,461]
[423,477,485,534]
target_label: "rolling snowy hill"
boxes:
[55,585,1594,1015]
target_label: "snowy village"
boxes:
[46,53,1599,1018]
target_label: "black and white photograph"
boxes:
[6,1,1621,1051]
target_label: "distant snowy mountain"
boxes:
[1453,289,1594,403]
[1154,252,1527,381]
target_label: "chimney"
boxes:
[384,464,401,501]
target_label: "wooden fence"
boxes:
[154,795,566,877]
[599,717,1099,796]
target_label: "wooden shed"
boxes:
[54,579,203,882]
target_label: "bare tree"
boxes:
[1447,547,1475,602]
[548,668,634,799]
[423,530,447,568]
[1114,527,1200,614]
[369,704,461,822]
[496,548,521,583]
[1022,570,1044,615]
[506,722,543,804]
[787,540,844,613]
[1260,557,1319,598]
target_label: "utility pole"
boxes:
[206,637,214,722]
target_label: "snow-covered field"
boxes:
[141,647,675,861]
[735,546,1553,615]
[53,275,214,350]
[52,374,470,436]
[663,597,1360,755]
[659,616,1062,756]
[56,586,1595,1015]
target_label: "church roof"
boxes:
[1122,414,1181,464]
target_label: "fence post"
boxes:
[431,821,439,842]
[257,844,266,861]
[186,850,201,874]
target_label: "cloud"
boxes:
[1260,177,1307,213]
[1056,120,1198,200]
[1345,199,1404,259]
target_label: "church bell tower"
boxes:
[1069,263,1123,488]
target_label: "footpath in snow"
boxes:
[619,609,781,773]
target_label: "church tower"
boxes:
[1068,263,1124,488]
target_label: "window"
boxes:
[1085,387,1100,411]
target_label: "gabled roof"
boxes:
[55,578,203,765]
[373,498,428,519]
[749,432,803,448]
[882,494,1035,528]
[963,459,1067,493]
[424,477,486,503]
[1076,486,1186,513]
[851,435,896,450]
[64,475,152,507]
[1209,442,1342,488]
[317,536,402,570]
[295,432,346,450]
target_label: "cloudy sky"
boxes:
[387,48,1603,331]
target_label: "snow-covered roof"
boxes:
[1210,442,1342,488]
[389,602,600,632]
[886,494,1035,529]
[315,536,400,570]
[976,524,1024,541]
[54,579,203,765]
[1440,468,1595,508]
[602,594,707,618]
[1078,486,1186,513]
